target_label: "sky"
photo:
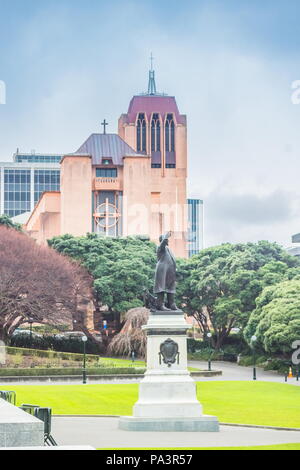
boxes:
[0,0,300,248]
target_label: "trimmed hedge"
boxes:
[237,356,298,375]
[0,367,146,377]
[187,335,251,358]
[188,348,238,363]
[10,333,102,354]
[187,338,203,353]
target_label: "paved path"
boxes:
[1,361,298,386]
[188,361,300,385]
[51,417,300,449]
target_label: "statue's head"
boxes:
[159,235,168,245]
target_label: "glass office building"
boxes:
[0,152,62,218]
[34,169,60,205]
[187,199,204,257]
[4,169,31,217]
[14,154,62,164]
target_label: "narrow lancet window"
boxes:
[137,113,147,153]
[165,114,175,152]
[151,114,161,152]
[151,113,162,168]
[165,114,176,168]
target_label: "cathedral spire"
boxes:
[148,53,157,95]
[139,54,167,96]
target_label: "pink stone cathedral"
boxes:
[26,67,188,258]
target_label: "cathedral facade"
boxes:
[25,70,192,258]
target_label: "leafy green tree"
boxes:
[177,241,300,349]
[0,214,22,231]
[49,234,157,319]
[244,280,300,356]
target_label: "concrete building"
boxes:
[286,233,300,258]
[0,68,203,258]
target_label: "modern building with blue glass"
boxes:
[187,198,204,257]
[0,150,203,256]
[0,151,61,219]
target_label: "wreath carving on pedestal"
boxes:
[159,338,180,367]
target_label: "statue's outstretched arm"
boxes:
[158,232,172,252]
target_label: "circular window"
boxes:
[93,202,120,230]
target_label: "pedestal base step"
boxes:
[119,416,219,433]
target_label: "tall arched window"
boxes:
[137,113,147,153]
[165,114,175,152]
[165,114,176,168]
[151,113,162,168]
[151,114,161,152]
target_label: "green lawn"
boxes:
[99,358,197,371]
[199,444,300,450]
[199,382,300,429]
[98,358,145,367]
[102,444,300,450]
[1,381,300,428]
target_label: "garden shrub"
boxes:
[0,367,146,377]
[9,332,101,354]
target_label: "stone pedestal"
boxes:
[119,310,219,432]
[0,399,44,447]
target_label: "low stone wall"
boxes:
[0,370,222,384]
[191,371,222,378]
[0,399,44,448]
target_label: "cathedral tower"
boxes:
[118,65,188,257]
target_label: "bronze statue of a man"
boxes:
[154,231,178,311]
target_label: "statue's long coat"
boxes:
[154,240,176,294]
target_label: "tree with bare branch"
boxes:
[0,226,94,343]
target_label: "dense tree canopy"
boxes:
[177,241,300,349]
[49,234,300,355]
[0,226,93,342]
[49,234,157,318]
[244,280,300,355]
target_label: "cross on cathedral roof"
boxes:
[150,52,154,71]
[139,53,168,97]
[148,52,157,95]
[101,119,109,134]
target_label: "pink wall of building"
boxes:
[60,155,92,237]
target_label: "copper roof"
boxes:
[74,133,145,166]
[126,95,185,125]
